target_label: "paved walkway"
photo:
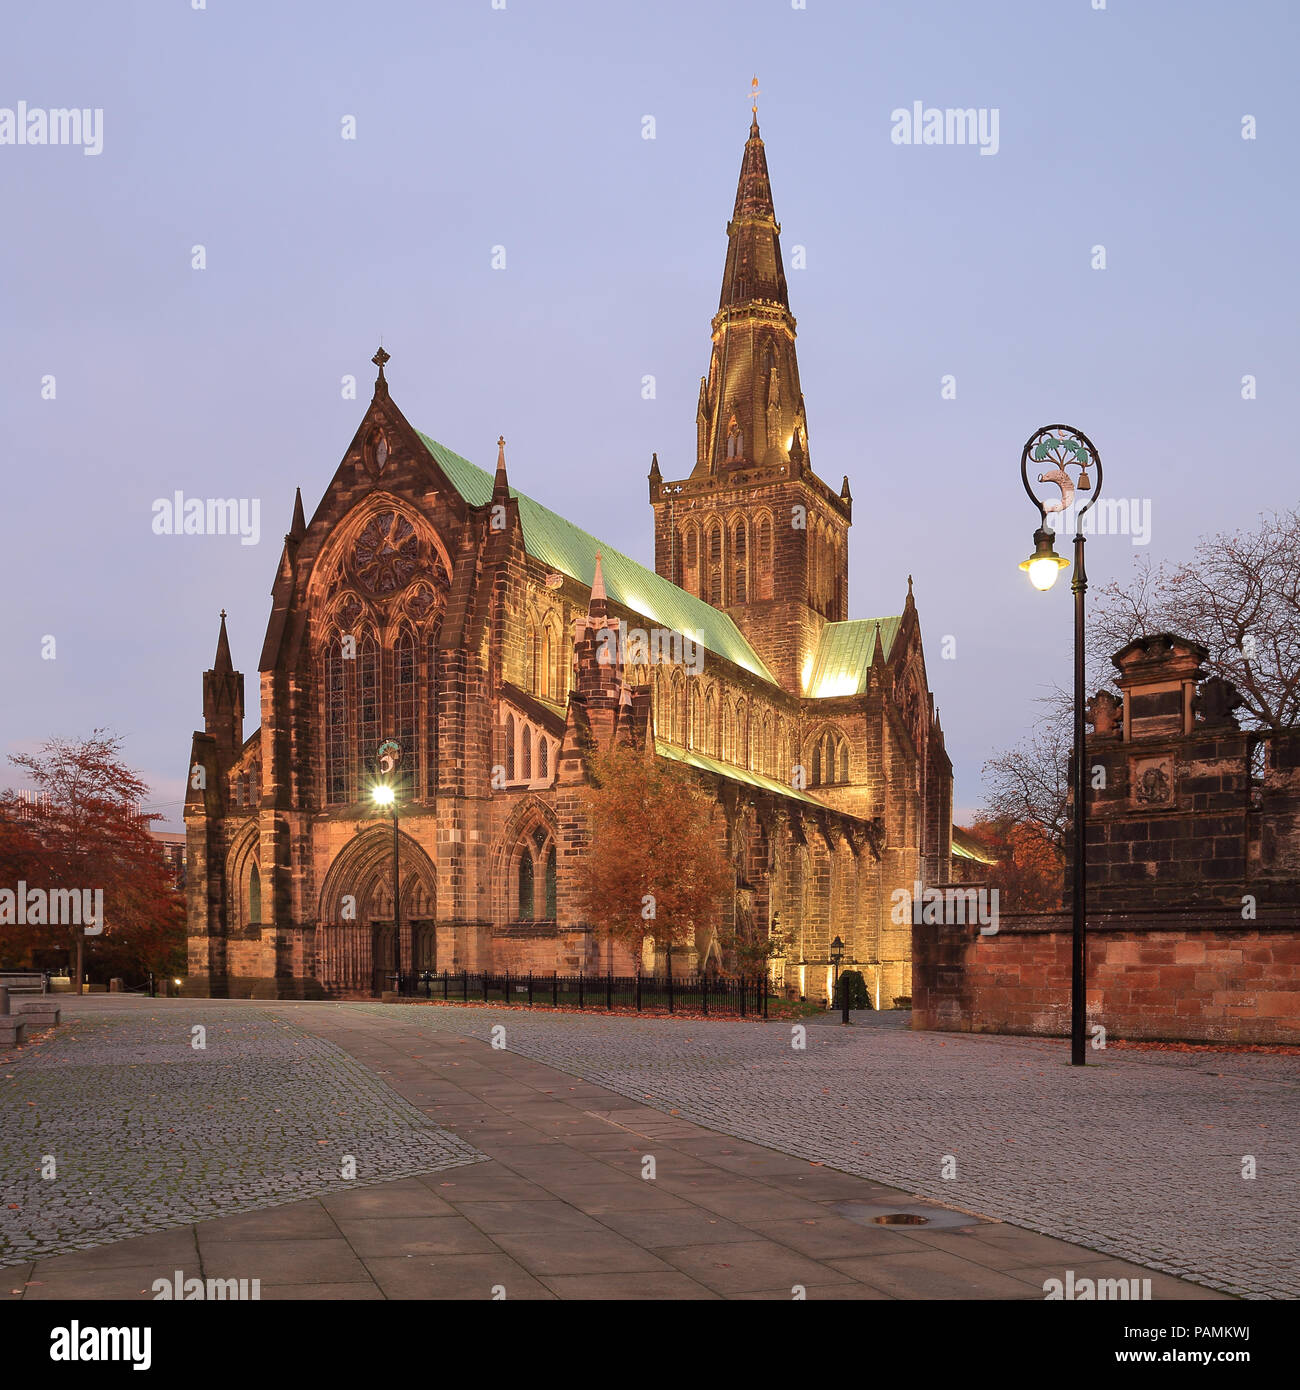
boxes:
[2,998,1264,1300]
[353,1000,1293,1299]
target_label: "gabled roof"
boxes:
[804,617,902,698]
[418,432,777,685]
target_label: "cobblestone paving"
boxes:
[353,1003,1299,1300]
[0,1002,482,1268]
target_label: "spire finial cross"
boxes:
[371,345,390,381]
[750,74,760,118]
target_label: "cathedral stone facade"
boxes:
[184,116,954,1002]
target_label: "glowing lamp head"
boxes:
[1020,529,1070,592]
[372,784,395,807]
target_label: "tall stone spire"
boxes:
[288,487,306,544]
[203,610,244,759]
[213,609,233,674]
[692,114,808,478]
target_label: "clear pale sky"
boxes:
[2,0,1296,829]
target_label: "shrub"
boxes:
[834,969,871,1010]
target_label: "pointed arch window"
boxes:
[522,726,533,780]
[732,521,748,604]
[357,634,380,795]
[540,626,554,700]
[684,527,699,595]
[248,863,262,925]
[426,633,439,797]
[757,516,773,600]
[704,688,717,757]
[545,844,557,919]
[527,622,540,694]
[505,714,516,781]
[538,736,549,781]
[517,850,535,921]
[394,628,417,800]
[324,637,348,803]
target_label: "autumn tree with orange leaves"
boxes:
[574,744,733,975]
[964,816,1064,912]
[0,731,185,990]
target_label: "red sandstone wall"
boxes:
[912,911,1300,1045]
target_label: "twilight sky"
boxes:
[1,0,1296,828]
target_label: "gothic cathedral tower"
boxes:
[649,114,851,694]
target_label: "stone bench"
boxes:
[0,1016,27,1047]
[0,972,45,994]
[15,1001,60,1027]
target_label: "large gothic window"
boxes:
[732,520,748,604]
[809,729,849,787]
[248,863,261,925]
[514,827,556,922]
[316,511,448,807]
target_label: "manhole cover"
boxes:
[831,1199,987,1231]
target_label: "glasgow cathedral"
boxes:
[185,114,961,1001]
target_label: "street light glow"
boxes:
[372,784,395,807]
[1026,553,1066,590]
[1019,531,1070,591]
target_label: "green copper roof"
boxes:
[654,740,833,811]
[951,825,998,865]
[804,617,901,698]
[419,433,776,684]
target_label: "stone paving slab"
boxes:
[0,998,1254,1301]
[329,998,1294,1299]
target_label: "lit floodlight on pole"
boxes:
[1018,424,1103,1068]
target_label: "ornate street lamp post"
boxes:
[1018,424,1103,1067]
[829,934,845,1022]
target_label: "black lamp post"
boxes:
[1018,425,1103,1068]
[829,935,845,1020]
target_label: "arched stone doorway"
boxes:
[316,827,437,996]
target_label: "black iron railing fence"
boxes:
[380,968,770,1018]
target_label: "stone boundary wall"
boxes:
[912,907,1300,1045]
